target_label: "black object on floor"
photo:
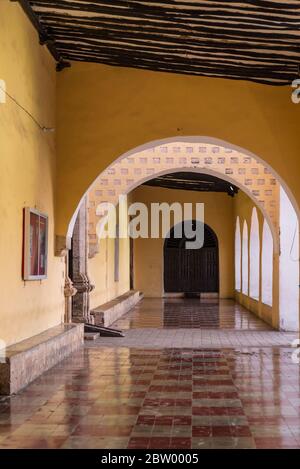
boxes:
[84,323,124,337]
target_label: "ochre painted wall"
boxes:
[0,2,64,346]
[88,197,130,308]
[131,186,234,298]
[57,62,300,237]
[234,191,278,328]
[1,2,298,345]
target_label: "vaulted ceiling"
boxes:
[18,0,300,84]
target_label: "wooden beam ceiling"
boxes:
[16,1,300,84]
[143,172,239,196]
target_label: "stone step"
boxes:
[0,324,84,395]
[91,290,142,327]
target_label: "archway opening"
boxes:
[164,220,219,296]
[249,208,260,300]
[261,219,273,307]
[242,221,249,296]
[65,137,300,332]
[235,217,241,292]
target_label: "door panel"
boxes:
[164,247,219,293]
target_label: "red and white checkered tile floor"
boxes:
[0,300,299,449]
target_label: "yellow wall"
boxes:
[1,2,299,345]
[0,2,64,346]
[234,191,278,328]
[88,197,130,308]
[57,62,300,237]
[131,186,234,298]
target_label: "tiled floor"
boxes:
[95,299,296,349]
[0,347,300,449]
[91,328,297,349]
[0,299,299,449]
[113,298,273,330]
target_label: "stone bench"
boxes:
[0,323,83,395]
[91,290,142,327]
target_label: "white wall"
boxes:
[279,186,299,331]
[261,220,273,307]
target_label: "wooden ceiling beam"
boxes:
[11,0,300,83]
[143,172,239,197]
[10,0,71,70]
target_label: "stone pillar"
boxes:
[71,197,95,324]
[64,254,77,323]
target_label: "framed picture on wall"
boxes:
[23,208,48,280]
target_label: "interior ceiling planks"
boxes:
[16,0,300,84]
[143,172,239,196]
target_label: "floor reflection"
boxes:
[112,298,272,330]
[0,347,299,449]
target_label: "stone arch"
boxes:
[80,139,282,257]
[64,136,300,331]
[65,136,300,251]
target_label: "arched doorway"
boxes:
[65,137,300,331]
[164,221,219,295]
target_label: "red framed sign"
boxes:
[23,208,48,280]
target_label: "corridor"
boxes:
[96,299,296,349]
[0,300,299,450]
[112,298,272,329]
[2,0,300,455]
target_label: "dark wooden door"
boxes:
[164,222,219,293]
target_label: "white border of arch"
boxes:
[242,220,249,296]
[235,216,241,292]
[261,219,273,306]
